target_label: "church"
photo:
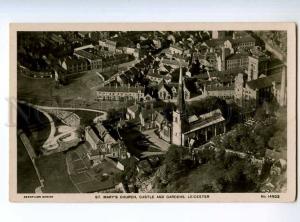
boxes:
[169,67,226,147]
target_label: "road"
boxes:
[142,129,170,151]
[18,100,108,151]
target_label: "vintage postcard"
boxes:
[9,23,296,202]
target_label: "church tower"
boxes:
[172,66,187,146]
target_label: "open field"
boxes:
[17,70,102,107]
[36,152,78,193]
[17,137,41,193]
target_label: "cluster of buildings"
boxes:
[85,122,127,167]
[58,42,134,75]
[126,67,227,147]
[191,31,287,107]
[94,30,286,110]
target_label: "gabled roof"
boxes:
[158,82,173,95]
[233,35,256,44]
[95,123,117,144]
[185,109,225,134]
[154,111,165,124]
[63,56,89,66]
[188,115,198,123]
[198,109,222,119]
[74,50,102,61]
[128,104,139,113]
[95,123,109,139]
[161,58,188,67]
[86,127,101,144]
[170,44,184,51]
[51,34,65,43]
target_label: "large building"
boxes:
[168,67,227,147]
[225,53,249,70]
[96,85,145,101]
[232,35,256,50]
[60,56,90,73]
[99,39,117,52]
[247,48,270,81]
[234,67,286,106]
[74,48,103,70]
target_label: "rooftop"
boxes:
[247,72,282,90]
[233,35,256,44]
[185,109,225,134]
[170,44,184,51]
[161,58,188,67]
[226,52,249,60]
[96,85,145,93]
[86,127,101,144]
[63,56,89,66]
[74,49,102,61]
[128,104,139,113]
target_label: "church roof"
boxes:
[184,109,225,134]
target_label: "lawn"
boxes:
[17,70,102,107]
[36,152,78,193]
[17,137,41,193]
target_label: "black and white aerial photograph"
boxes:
[12,24,295,200]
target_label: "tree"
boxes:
[106,108,125,122]
[164,145,189,180]
[187,97,228,117]
[123,156,138,183]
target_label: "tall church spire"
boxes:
[172,66,187,146]
[177,66,185,115]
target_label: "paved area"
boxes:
[142,129,170,151]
